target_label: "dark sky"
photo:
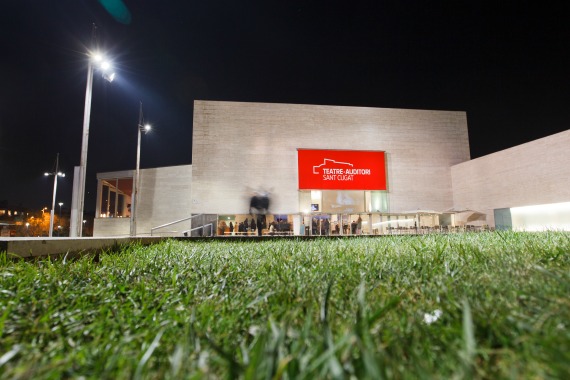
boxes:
[1,1,569,211]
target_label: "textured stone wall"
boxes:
[451,129,570,226]
[192,101,470,214]
[136,165,193,235]
[93,218,130,237]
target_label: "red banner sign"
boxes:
[298,149,387,190]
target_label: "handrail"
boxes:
[182,223,214,237]
[151,214,204,236]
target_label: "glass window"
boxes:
[322,191,365,213]
[369,191,389,213]
[97,178,133,218]
[299,191,312,214]
[101,185,110,217]
[117,194,125,217]
[109,191,117,216]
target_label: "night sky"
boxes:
[1,1,569,212]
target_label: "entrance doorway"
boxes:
[302,213,371,236]
[303,214,331,236]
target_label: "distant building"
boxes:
[90,101,570,237]
[0,205,25,237]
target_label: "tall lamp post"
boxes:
[130,101,151,237]
[73,50,115,237]
[45,153,65,238]
[58,202,64,236]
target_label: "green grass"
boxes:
[1,231,569,379]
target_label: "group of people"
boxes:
[218,215,268,236]
[311,216,363,235]
[311,218,331,235]
[219,215,367,236]
[351,216,363,235]
[268,218,292,235]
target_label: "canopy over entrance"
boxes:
[443,207,487,225]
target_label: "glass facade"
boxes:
[97,177,133,218]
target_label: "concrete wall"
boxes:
[192,101,470,214]
[93,165,192,237]
[451,129,570,226]
[136,165,193,235]
[94,217,130,237]
[1,237,166,258]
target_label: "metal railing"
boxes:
[151,214,210,236]
[182,223,214,237]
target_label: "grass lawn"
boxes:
[1,231,569,379]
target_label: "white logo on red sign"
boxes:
[312,158,371,181]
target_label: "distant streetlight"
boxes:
[58,202,64,236]
[74,42,115,238]
[45,153,65,238]
[25,222,30,236]
[131,101,152,237]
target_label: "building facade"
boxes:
[451,129,570,230]
[92,101,569,236]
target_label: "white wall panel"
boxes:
[451,129,570,226]
[136,165,193,235]
[192,101,470,214]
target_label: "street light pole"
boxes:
[46,153,65,238]
[72,44,115,237]
[130,101,151,237]
[58,202,64,236]
[75,60,94,238]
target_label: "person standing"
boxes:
[244,218,249,235]
[219,220,227,236]
[356,216,362,235]
[256,216,263,236]
[229,221,234,236]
